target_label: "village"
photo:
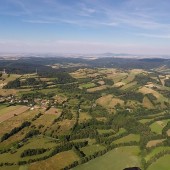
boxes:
[0,69,66,113]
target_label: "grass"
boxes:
[80,145,105,156]
[29,150,79,170]
[0,136,57,164]
[71,138,96,146]
[0,105,22,116]
[147,154,170,170]
[107,73,128,83]
[97,129,114,135]
[146,139,165,148]
[79,112,92,123]
[0,109,39,137]
[0,74,21,83]
[150,122,163,134]
[115,128,127,135]
[73,146,141,170]
[87,85,107,92]
[139,118,154,124]
[0,88,31,96]
[0,127,29,148]
[45,108,62,117]
[145,146,170,161]
[0,105,29,123]
[0,166,20,170]
[143,96,154,109]
[138,87,169,108]
[150,119,170,134]
[31,88,59,95]
[0,104,8,111]
[121,73,135,84]
[55,119,76,135]
[120,81,137,90]
[112,134,140,144]
[108,128,126,138]
[79,83,96,89]
[96,95,124,109]
[167,129,170,136]
[68,98,80,106]
[32,114,57,134]
[19,166,28,170]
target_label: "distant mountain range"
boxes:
[0,53,170,59]
[0,56,169,75]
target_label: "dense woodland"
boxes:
[0,57,170,75]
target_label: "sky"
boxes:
[1,0,170,55]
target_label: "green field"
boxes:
[97,129,114,134]
[0,136,57,164]
[73,146,141,170]
[112,134,140,144]
[139,118,154,124]
[0,105,22,116]
[0,66,170,169]
[79,83,96,89]
[0,166,20,170]
[29,150,79,170]
[147,154,170,170]
[80,145,105,156]
[0,104,9,114]
[145,146,170,161]
[150,119,170,134]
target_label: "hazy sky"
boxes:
[1,0,170,55]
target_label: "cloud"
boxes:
[2,0,170,31]
[22,19,55,24]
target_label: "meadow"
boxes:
[0,65,170,170]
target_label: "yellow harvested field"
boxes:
[120,81,137,90]
[32,114,56,128]
[145,83,156,88]
[57,119,75,135]
[70,71,86,79]
[0,89,18,96]
[97,68,117,74]
[138,87,160,98]
[107,73,127,83]
[126,100,140,108]
[122,75,135,83]
[0,106,29,123]
[143,96,154,109]
[54,95,67,104]
[96,94,124,109]
[79,112,92,123]
[157,121,166,127]
[130,69,145,74]
[146,139,165,148]
[0,88,30,96]
[0,110,38,136]
[167,129,170,136]
[114,82,125,87]
[0,74,21,82]
[138,86,169,108]
[29,150,79,170]
[96,117,107,121]
[45,108,62,118]
[97,80,105,85]
[87,85,107,92]
[70,68,99,79]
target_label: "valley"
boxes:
[0,57,170,170]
